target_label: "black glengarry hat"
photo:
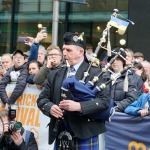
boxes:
[63,32,86,50]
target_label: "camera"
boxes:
[41,27,47,33]
[8,104,22,134]
[8,121,22,133]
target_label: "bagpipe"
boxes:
[61,49,129,121]
[53,9,134,133]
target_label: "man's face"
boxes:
[38,49,45,64]
[47,49,62,67]
[111,58,124,73]
[62,45,84,66]
[13,53,25,68]
[2,55,13,70]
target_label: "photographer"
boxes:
[0,109,38,150]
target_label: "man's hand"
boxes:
[24,37,34,46]
[46,58,52,68]
[50,105,63,118]
[0,69,6,76]
[11,131,23,146]
[59,100,82,112]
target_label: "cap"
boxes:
[107,47,126,66]
[12,50,25,57]
[63,32,86,50]
[134,52,144,58]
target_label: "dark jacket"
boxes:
[104,69,139,112]
[0,128,38,150]
[27,42,39,63]
[130,69,143,96]
[0,63,28,104]
[37,60,111,144]
[26,42,40,84]
[33,62,64,86]
[26,74,35,84]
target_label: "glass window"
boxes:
[62,0,128,60]
[0,0,128,59]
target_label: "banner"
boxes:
[105,112,150,150]
[0,84,53,150]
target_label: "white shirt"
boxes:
[67,59,84,77]
[10,71,20,82]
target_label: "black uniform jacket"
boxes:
[37,61,110,144]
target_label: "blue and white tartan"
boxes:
[53,136,99,150]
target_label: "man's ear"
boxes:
[79,48,84,56]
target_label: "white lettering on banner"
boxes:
[0,84,53,150]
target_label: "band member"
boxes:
[37,32,110,150]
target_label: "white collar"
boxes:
[72,59,84,72]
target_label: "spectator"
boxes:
[25,31,47,85]
[85,44,94,62]
[33,44,63,86]
[125,48,143,95]
[0,50,29,106]
[134,52,144,62]
[27,60,42,84]
[0,47,38,106]
[0,54,13,80]
[141,60,150,76]
[132,62,147,82]
[125,74,150,117]
[143,74,150,93]
[125,48,134,65]
[37,45,47,65]
[0,109,38,150]
[104,47,139,112]
[37,32,110,149]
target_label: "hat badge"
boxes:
[73,35,79,42]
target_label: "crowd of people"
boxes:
[0,30,150,149]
